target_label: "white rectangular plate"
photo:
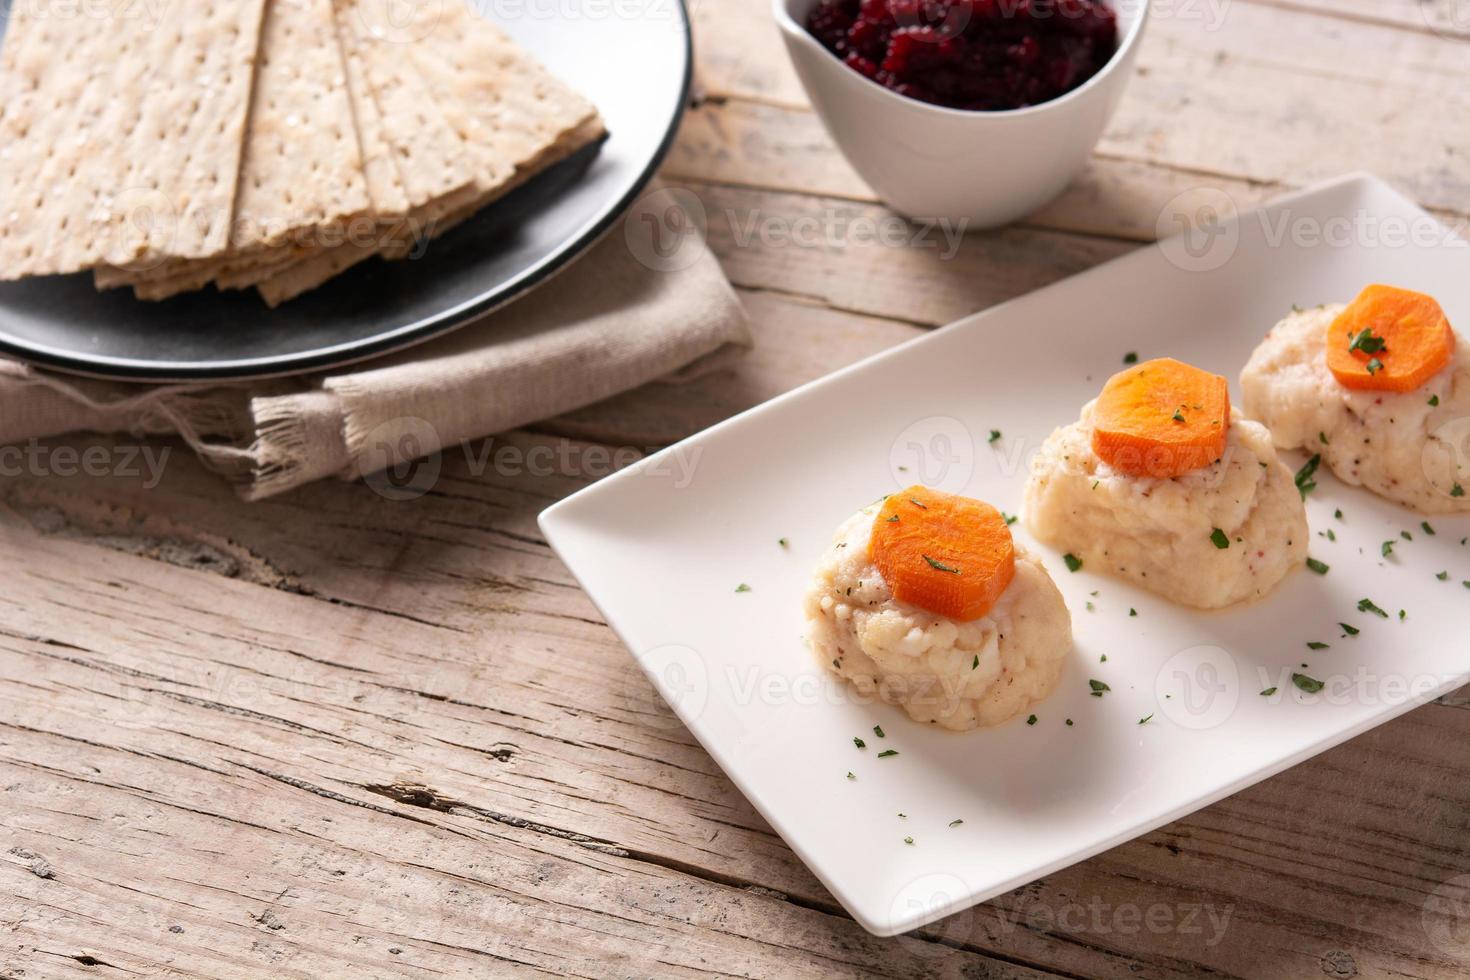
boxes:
[540,174,1470,936]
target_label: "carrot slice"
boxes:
[868,485,1015,622]
[1090,357,1230,479]
[1326,284,1455,393]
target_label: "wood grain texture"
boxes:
[5,0,1470,975]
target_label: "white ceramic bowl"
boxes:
[774,0,1150,226]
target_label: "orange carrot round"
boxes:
[868,486,1015,622]
[1090,357,1230,479]
[1326,284,1455,393]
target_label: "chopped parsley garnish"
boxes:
[1358,598,1389,618]
[1026,714,1037,726]
[1307,641,1330,650]
[1323,529,1336,542]
[1100,654,1108,663]
[887,514,900,522]
[1129,608,1138,617]
[1210,528,1231,549]
[853,737,866,749]
[971,655,979,670]
[949,819,963,828]
[1381,540,1395,558]
[1319,431,1329,445]
[1339,622,1360,636]
[1453,484,1465,498]
[873,725,885,738]
[923,554,961,574]
[1260,687,1277,696]
[1171,408,1186,423]
[1123,352,1139,364]
[735,583,752,593]
[1347,327,1388,355]
[778,537,789,547]
[1366,358,1384,375]
[1429,394,1441,407]
[909,496,928,509]
[1088,679,1110,697]
[1437,571,1450,581]
[988,430,1002,444]
[1294,455,1321,498]
[1423,522,1436,536]
[1335,509,1344,520]
[1063,553,1083,572]
[846,771,855,780]
[1399,609,1407,621]
[1065,718,1074,726]
[1306,557,1330,575]
[1138,714,1153,725]
[903,836,914,845]
[1000,511,1019,526]
[877,749,898,759]
[1292,673,1325,694]
[1086,601,1095,612]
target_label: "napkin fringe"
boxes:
[250,398,318,500]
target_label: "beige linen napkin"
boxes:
[0,187,750,499]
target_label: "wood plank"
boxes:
[1,736,1055,979]
[665,99,1287,242]
[1098,2,1470,214]
[1248,0,1470,40]
[4,425,1470,977]
[696,183,1132,326]
[689,0,807,107]
[0,520,1067,979]
[551,289,926,445]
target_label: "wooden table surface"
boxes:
[5,0,1470,976]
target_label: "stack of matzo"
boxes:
[0,0,604,306]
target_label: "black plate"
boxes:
[0,0,692,380]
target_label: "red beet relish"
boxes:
[805,0,1118,111]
